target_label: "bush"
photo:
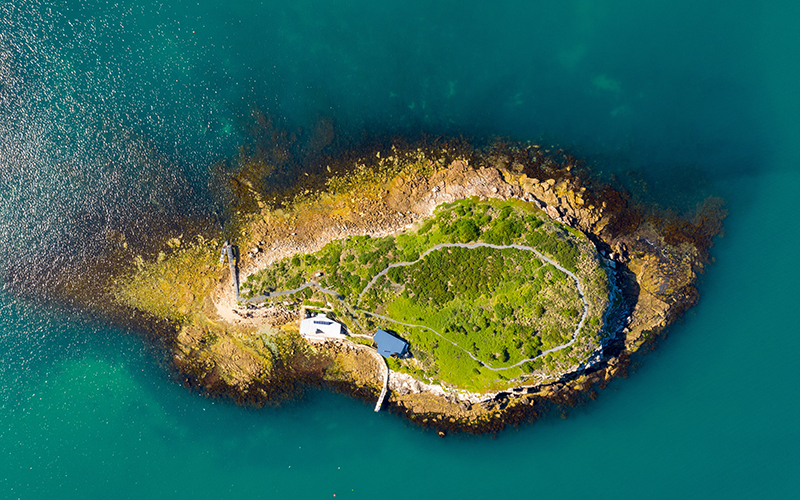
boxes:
[286,275,304,289]
[402,249,419,262]
[387,266,405,283]
[525,215,543,229]
[455,219,481,243]
[484,218,524,245]
[494,302,512,320]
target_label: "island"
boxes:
[111,140,724,433]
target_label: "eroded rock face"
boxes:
[210,338,271,389]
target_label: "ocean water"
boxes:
[2,1,799,498]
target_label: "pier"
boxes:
[300,330,389,412]
[220,241,240,301]
[373,351,389,412]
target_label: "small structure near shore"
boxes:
[374,329,409,358]
[220,240,240,301]
[300,313,345,340]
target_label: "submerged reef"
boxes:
[26,130,726,434]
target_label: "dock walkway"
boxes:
[302,332,389,412]
[373,351,389,412]
[220,241,240,301]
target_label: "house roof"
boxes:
[374,329,408,358]
[300,313,342,336]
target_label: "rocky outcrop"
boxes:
[114,140,722,434]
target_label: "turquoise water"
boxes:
[2,1,799,498]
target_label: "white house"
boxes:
[299,313,346,339]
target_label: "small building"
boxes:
[374,329,409,358]
[300,313,345,339]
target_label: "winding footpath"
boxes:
[356,242,589,371]
[246,241,590,372]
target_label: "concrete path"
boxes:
[244,241,589,372]
[356,241,589,371]
[304,330,389,412]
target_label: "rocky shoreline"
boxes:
[108,139,724,434]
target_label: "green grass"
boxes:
[243,198,610,391]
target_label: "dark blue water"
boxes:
[2,1,799,498]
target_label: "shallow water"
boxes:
[2,1,799,498]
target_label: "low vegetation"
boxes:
[243,198,610,392]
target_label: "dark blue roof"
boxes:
[374,329,408,358]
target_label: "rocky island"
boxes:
[111,139,724,433]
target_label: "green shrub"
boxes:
[402,249,419,262]
[484,218,524,245]
[455,219,481,243]
[494,302,512,320]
